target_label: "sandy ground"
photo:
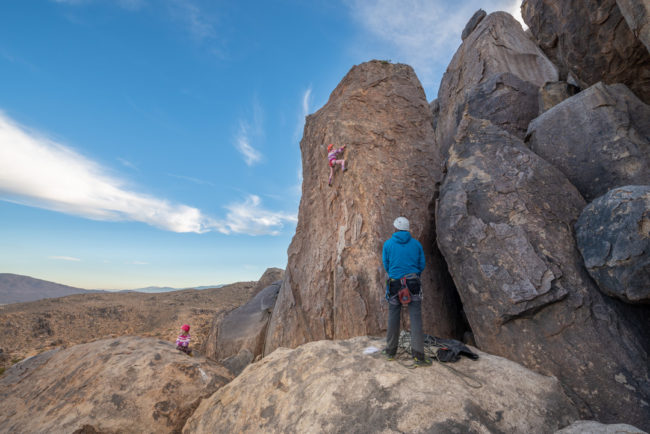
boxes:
[0,281,256,372]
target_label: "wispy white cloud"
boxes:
[166,0,216,41]
[235,122,263,166]
[0,112,217,233]
[234,99,265,166]
[49,256,81,261]
[117,157,138,170]
[167,173,215,187]
[132,261,149,265]
[294,86,312,143]
[346,0,527,96]
[221,194,297,236]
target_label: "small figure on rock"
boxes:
[176,324,192,356]
[382,216,431,367]
[327,143,347,186]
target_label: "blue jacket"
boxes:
[382,231,425,279]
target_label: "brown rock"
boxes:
[522,0,650,103]
[185,336,579,433]
[0,336,233,434]
[264,60,462,355]
[251,267,284,295]
[436,12,558,158]
[617,0,650,52]
[436,116,650,429]
[205,281,281,361]
[538,81,579,113]
[526,82,650,201]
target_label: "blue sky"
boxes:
[0,0,524,290]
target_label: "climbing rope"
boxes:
[394,331,483,389]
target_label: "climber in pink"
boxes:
[327,143,347,186]
[176,324,192,355]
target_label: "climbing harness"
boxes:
[398,277,411,305]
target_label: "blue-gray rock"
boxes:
[461,9,487,40]
[436,115,650,429]
[526,82,650,201]
[576,185,650,304]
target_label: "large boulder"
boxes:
[617,0,650,52]
[0,336,233,434]
[526,82,650,201]
[556,420,646,433]
[263,60,462,355]
[205,281,282,362]
[436,116,650,429]
[436,11,558,157]
[538,81,579,114]
[521,0,650,104]
[575,185,650,304]
[184,336,579,433]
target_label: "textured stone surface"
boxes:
[264,60,462,356]
[576,185,650,304]
[0,336,233,434]
[461,9,487,40]
[526,82,650,201]
[205,281,281,361]
[465,72,540,140]
[184,336,579,434]
[538,81,579,114]
[436,11,558,157]
[556,420,647,433]
[618,0,650,52]
[436,116,650,429]
[522,0,650,103]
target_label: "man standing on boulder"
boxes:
[382,216,431,366]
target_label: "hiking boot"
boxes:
[382,349,396,361]
[413,356,432,367]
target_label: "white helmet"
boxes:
[393,217,409,231]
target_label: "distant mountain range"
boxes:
[0,273,100,305]
[0,273,223,305]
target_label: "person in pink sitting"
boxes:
[176,324,192,355]
[327,143,347,186]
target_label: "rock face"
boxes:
[575,185,650,304]
[184,336,579,433]
[521,0,650,104]
[263,60,462,356]
[0,336,233,434]
[538,81,579,113]
[617,0,650,52]
[436,116,650,428]
[436,11,558,157]
[205,281,282,361]
[556,420,647,434]
[461,9,486,40]
[526,82,650,202]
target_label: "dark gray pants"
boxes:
[386,299,425,358]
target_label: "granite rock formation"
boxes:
[184,336,579,433]
[538,81,579,114]
[521,0,650,103]
[617,0,650,52]
[555,420,646,434]
[264,60,461,355]
[0,337,233,434]
[526,82,650,201]
[205,281,282,362]
[436,116,650,428]
[461,9,486,40]
[575,185,650,304]
[436,11,558,157]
